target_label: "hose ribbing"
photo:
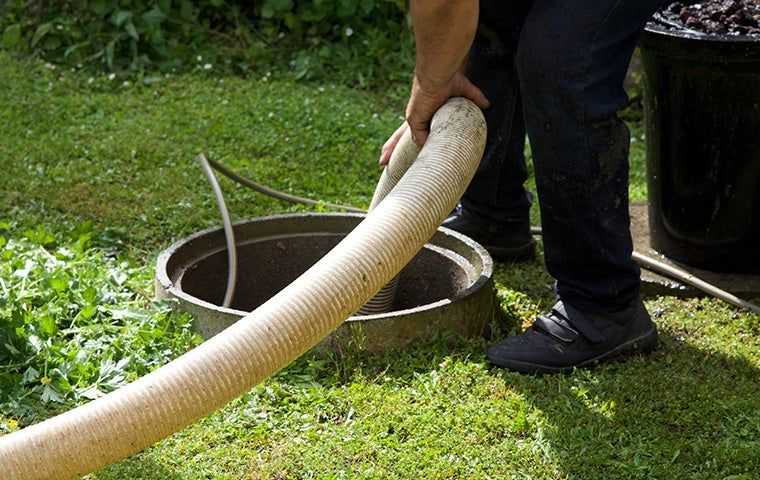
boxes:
[368,128,420,211]
[0,98,486,479]
[358,128,420,315]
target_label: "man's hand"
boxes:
[379,72,489,166]
[379,0,485,166]
[406,71,489,147]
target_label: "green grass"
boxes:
[1,51,759,479]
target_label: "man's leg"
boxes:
[487,0,665,372]
[442,0,535,261]
[461,0,532,222]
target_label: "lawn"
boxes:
[1,50,759,480]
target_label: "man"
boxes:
[380,0,664,374]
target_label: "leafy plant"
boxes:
[0,221,201,426]
[0,0,408,79]
[0,0,253,72]
[258,0,406,37]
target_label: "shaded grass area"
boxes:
[1,52,758,479]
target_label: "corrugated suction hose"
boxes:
[358,128,420,315]
[0,97,486,479]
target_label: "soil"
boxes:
[658,0,760,37]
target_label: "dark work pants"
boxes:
[463,0,666,316]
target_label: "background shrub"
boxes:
[0,0,409,84]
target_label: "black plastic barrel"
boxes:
[640,22,760,273]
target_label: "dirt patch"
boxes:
[658,0,760,37]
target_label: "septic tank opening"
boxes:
[180,234,472,312]
[156,213,500,350]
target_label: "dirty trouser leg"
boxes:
[515,0,666,315]
[460,0,533,222]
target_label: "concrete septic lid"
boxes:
[156,213,499,352]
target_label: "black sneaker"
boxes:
[442,205,535,261]
[487,299,658,374]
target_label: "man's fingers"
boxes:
[379,137,397,167]
[459,75,490,109]
[408,119,429,147]
[379,123,407,166]
[379,144,393,166]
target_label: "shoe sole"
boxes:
[485,239,536,263]
[492,327,659,375]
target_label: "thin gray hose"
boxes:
[197,154,237,308]
[207,157,365,213]
[201,164,760,316]
[529,226,760,315]
[205,156,381,314]
[632,252,760,315]
[207,147,416,316]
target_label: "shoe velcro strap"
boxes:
[533,314,579,343]
[557,302,606,344]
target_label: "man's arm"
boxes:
[380,0,488,164]
[411,0,478,93]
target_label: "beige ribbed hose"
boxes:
[0,98,486,479]
[358,128,420,315]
